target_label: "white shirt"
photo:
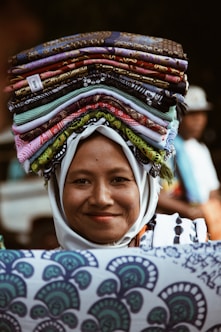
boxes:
[183,138,220,202]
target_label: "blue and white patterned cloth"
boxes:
[0,241,221,331]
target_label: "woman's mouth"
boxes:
[87,212,119,223]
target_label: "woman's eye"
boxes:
[112,177,129,183]
[74,178,88,184]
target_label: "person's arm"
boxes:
[209,188,221,201]
[202,190,221,240]
[158,188,221,240]
[157,189,204,220]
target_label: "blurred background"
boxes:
[0,0,221,249]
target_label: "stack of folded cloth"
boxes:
[5,31,189,181]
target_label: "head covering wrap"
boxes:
[6,31,189,249]
[48,124,160,249]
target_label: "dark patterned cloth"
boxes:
[9,31,188,66]
[8,73,182,114]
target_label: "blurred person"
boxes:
[158,85,221,240]
[0,0,43,180]
[0,0,43,134]
[0,1,45,250]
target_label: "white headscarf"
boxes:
[48,123,160,250]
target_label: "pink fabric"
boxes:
[9,46,188,75]
[15,102,168,163]
[6,59,185,93]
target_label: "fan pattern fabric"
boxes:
[0,242,220,331]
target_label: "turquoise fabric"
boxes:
[174,135,203,202]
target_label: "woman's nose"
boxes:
[88,182,113,206]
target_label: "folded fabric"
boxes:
[8,72,183,114]
[29,114,168,177]
[12,85,175,126]
[6,31,189,182]
[15,103,172,164]
[10,52,184,78]
[7,55,186,92]
[13,94,168,140]
[9,64,188,99]
[9,31,188,68]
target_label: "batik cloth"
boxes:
[6,31,189,181]
[0,242,221,331]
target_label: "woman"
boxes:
[48,125,207,250]
[6,31,208,249]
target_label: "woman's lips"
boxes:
[86,213,119,223]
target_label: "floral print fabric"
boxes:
[0,242,220,331]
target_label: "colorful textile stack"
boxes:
[6,31,189,181]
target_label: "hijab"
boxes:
[48,123,160,250]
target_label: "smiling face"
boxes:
[62,132,140,244]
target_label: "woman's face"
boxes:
[63,133,140,244]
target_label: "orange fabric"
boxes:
[128,224,148,247]
[201,199,221,240]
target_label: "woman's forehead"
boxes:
[73,133,127,163]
